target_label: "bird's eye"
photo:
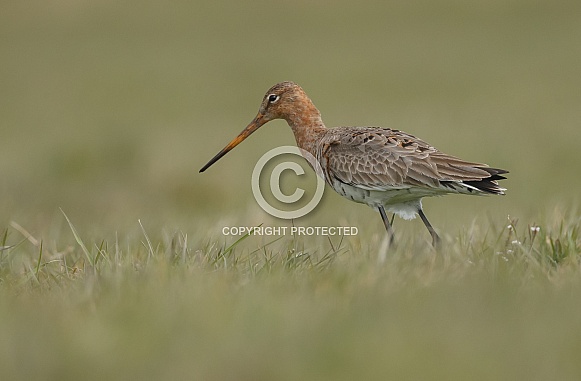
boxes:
[268,94,280,103]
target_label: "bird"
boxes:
[199,81,507,246]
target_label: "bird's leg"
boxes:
[418,209,440,247]
[378,205,395,246]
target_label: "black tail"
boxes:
[463,167,508,195]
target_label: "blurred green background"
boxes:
[2,0,580,237]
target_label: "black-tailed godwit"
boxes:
[200,81,507,246]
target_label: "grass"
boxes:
[0,210,580,380]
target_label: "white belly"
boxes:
[330,180,439,220]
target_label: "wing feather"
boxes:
[320,127,506,193]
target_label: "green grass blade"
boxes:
[60,208,93,266]
[139,219,155,260]
[35,240,43,276]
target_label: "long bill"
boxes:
[199,113,267,173]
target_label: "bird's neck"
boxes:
[285,101,327,156]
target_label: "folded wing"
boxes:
[320,127,507,195]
